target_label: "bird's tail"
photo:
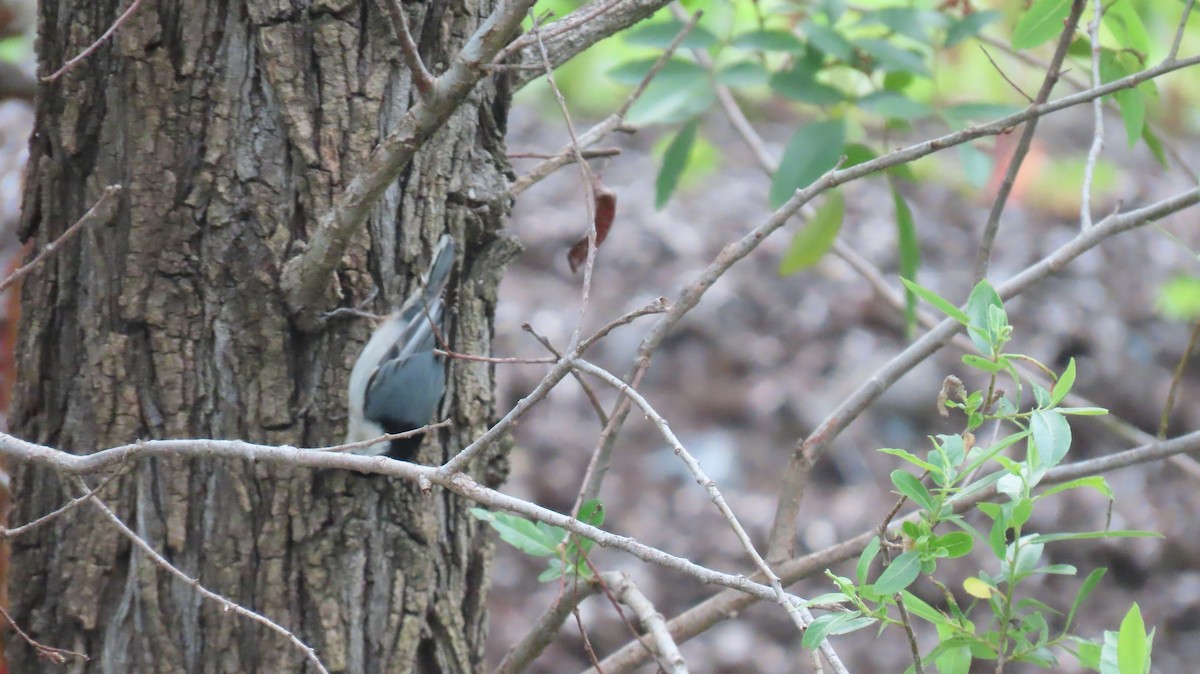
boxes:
[420,234,456,307]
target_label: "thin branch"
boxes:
[0,603,88,663]
[43,0,145,82]
[602,572,688,674]
[530,15,598,353]
[509,12,701,196]
[979,45,1033,103]
[577,296,670,354]
[281,0,538,329]
[524,324,610,426]
[78,478,330,674]
[0,432,797,606]
[0,185,122,294]
[1158,321,1200,439]
[502,0,675,89]
[380,0,435,94]
[435,349,557,365]
[0,465,127,540]
[974,0,1086,281]
[1170,0,1197,62]
[766,183,1200,560]
[326,419,453,454]
[1080,0,1105,230]
[509,148,621,160]
[493,584,596,674]
[977,32,1200,183]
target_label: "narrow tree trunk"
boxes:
[9,1,514,671]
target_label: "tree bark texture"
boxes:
[9,1,515,672]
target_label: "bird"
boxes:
[345,235,455,461]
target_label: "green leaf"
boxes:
[1049,358,1076,407]
[801,612,854,649]
[1010,497,1033,527]
[931,531,974,558]
[1040,476,1113,500]
[626,73,714,126]
[655,120,698,209]
[879,447,940,474]
[1028,530,1162,544]
[804,22,855,62]
[962,354,1004,372]
[900,278,969,324]
[891,185,919,334]
[1102,1,1150,58]
[859,90,932,120]
[471,509,564,557]
[779,190,844,273]
[1099,49,1146,145]
[1012,0,1073,50]
[607,58,705,86]
[624,20,718,49]
[770,119,846,208]
[1117,603,1148,674]
[1031,409,1072,472]
[865,7,947,43]
[956,143,993,188]
[872,551,922,594]
[1066,568,1107,631]
[856,536,881,585]
[538,558,564,582]
[1059,406,1109,415]
[901,590,945,624]
[731,29,804,52]
[769,64,847,105]
[1141,125,1168,169]
[891,470,936,512]
[1158,275,1200,320]
[577,499,605,526]
[945,10,1002,47]
[966,280,1006,356]
[716,61,770,86]
[942,102,1024,125]
[855,38,930,76]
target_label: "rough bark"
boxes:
[9,1,515,672]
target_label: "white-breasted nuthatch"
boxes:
[345,235,456,460]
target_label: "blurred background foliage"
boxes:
[519,0,1200,321]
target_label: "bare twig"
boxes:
[530,15,599,352]
[974,0,1086,281]
[524,324,610,426]
[0,185,122,294]
[326,419,453,454]
[43,0,145,82]
[493,584,597,674]
[1158,321,1200,439]
[602,572,689,674]
[435,349,557,365]
[1080,0,1105,230]
[510,12,702,196]
[1170,0,1197,62]
[509,148,621,160]
[0,604,88,663]
[380,0,435,94]
[0,465,127,539]
[979,45,1033,102]
[78,478,331,674]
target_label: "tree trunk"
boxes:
[9,1,514,672]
